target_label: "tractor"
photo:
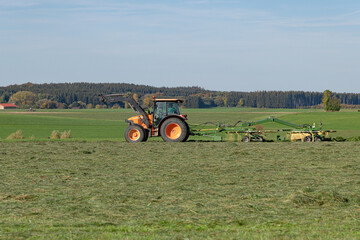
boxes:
[100,94,190,143]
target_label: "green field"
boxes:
[0,108,360,140]
[1,141,360,239]
[1,108,360,239]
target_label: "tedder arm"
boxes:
[239,116,311,130]
[99,94,150,128]
[190,116,332,142]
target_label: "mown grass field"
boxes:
[1,108,360,239]
[1,141,360,239]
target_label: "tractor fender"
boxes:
[158,115,189,136]
[125,119,133,125]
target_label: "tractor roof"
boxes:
[154,99,183,103]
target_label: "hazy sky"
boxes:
[1,0,360,92]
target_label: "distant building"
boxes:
[0,103,17,109]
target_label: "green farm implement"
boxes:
[190,116,336,142]
[100,93,335,142]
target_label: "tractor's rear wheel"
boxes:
[160,118,189,142]
[125,125,146,143]
[142,130,149,142]
[183,121,190,142]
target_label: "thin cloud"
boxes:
[270,13,360,28]
[340,10,360,17]
[5,1,359,29]
[0,0,39,7]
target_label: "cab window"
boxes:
[153,102,166,126]
[167,102,180,115]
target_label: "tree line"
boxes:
[0,82,359,109]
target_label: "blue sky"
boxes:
[1,0,360,92]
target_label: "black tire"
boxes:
[124,125,146,143]
[183,121,190,142]
[142,130,149,142]
[303,136,312,142]
[243,136,251,142]
[314,137,322,142]
[257,136,264,142]
[160,118,189,142]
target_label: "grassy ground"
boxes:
[1,108,360,239]
[0,109,131,140]
[1,141,360,239]
[0,108,360,140]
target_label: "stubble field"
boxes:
[1,108,360,239]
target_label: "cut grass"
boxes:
[50,130,71,139]
[1,141,360,239]
[6,130,24,140]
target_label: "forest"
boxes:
[0,82,359,109]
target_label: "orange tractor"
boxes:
[100,94,190,142]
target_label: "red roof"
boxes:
[0,103,17,107]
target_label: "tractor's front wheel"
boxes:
[160,118,189,142]
[124,125,147,143]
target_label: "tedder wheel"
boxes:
[257,136,264,142]
[160,118,189,142]
[314,137,322,142]
[243,136,251,142]
[124,125,146,143]
[303,136,312,142]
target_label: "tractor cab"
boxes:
[153,99,183,127]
